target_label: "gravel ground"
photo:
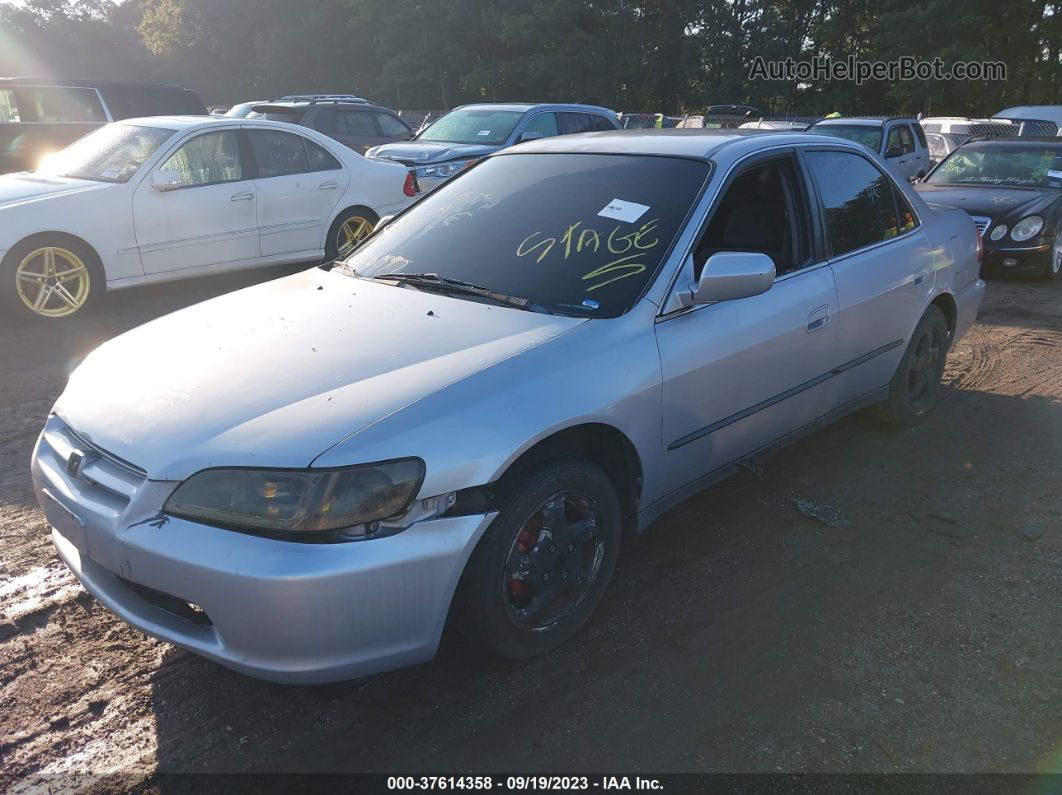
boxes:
[1,267,1060,790]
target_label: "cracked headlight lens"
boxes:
[164,459,424,539]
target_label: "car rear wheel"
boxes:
[454,457,621,659]
[1,236,102,323]
[870,304,949,427]
[325,207,378,262]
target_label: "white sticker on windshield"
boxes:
[1048,169,1062,180]
[101,168,120,179]
[477,130,491,136]
[598,199,650,224]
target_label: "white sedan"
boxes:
[0,116,418,321]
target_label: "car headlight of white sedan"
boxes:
[164,459,425,540]
[1010,215,1044,242]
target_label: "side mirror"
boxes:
[691,252,775,303]
[518,131,546,144]
[151,168,182,191]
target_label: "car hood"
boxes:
[0,172,110,209]
[914,184,1057,220]
[368,141,499,165]
[54,268,584,480]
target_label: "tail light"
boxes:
[976,228,983,264]
[403,171,419,197]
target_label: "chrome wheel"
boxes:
[501,491,606,632]
[336,215,374,257]
[15,246,91,318]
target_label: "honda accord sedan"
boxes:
[32,129,984,683]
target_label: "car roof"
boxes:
[996,105,1062,121]
[0,76,193,91]
[504,128,836,159]
[116,116,328,132]
[811,117,915,127]
[959,137,1062,148]
[451,102,617,115]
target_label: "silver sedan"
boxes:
[31,130,985,683]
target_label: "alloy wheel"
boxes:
[15,246,91,319]
[501,491,606,632]
[336,215,374,257]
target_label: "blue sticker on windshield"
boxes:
[582,299,600,310]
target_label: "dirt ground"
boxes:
[1,267,1060,790]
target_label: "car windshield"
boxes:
[810,124,883,151]
[416,109,523,145]
[927,145,1062,188]
[35,123,176,183]
[341,153,711,318]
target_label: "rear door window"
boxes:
[804,150,901,256]
[248,129,311,177]
[589,114,617,131]
[338,110,377,136]
[305,138,342,171]
[522,112,559,137]
[557,112,594,135]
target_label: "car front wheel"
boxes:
[870,304,950,427]
[454,457,622,659]
[1,236,102,323]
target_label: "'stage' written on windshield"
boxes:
[516,219,660,292]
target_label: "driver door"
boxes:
[654,153,840,489]
[133,129,260,275]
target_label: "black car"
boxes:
[247,95,414,154]
[0,77,206,174]
[915,138,1062,278]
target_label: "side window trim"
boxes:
[800,145,923,262]
[157,128,246,190]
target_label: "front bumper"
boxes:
[982,242,1051,272]
[31,416,495,684]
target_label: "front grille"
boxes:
[39,416,146,510]
[970,215,991,235]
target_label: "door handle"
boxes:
[319,181,338,190]
[230,192,254,201]
[806,305,830,332]
[913,267,928,286]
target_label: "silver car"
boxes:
[31,130,985,683]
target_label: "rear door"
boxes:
[133,128,259,274]
[803,147,934,402]
[247,127,345,256]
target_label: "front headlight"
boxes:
[416,159,474,179]
[989,224,1008,241]
[1011,215,1044,242]
[164,459,425,540]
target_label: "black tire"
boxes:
[324,206,378,262]
[0,234,103,323]
[870,304,949,427]
[453,456,622,660]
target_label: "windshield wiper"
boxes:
[370,272,541,311]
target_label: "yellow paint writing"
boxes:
[516,218,660,292]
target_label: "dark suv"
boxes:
[0,77,206,174]
[248,95,414,154]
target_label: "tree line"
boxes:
[1,0,1059,116]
